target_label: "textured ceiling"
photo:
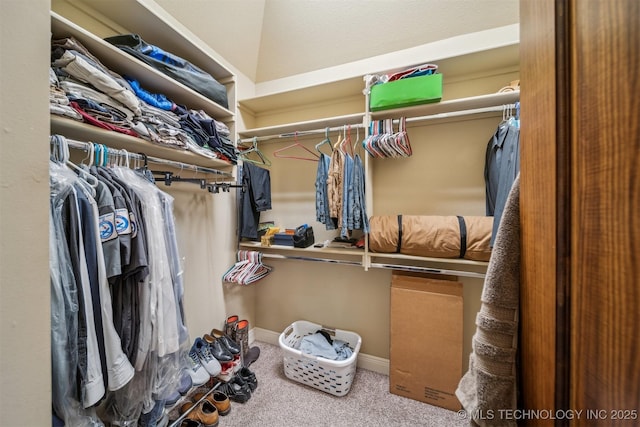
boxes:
[155,0,519,83]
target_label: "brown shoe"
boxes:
[180,400,219,427]
[193,390,231,416]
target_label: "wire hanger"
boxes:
[273,132,320,162]
[238,137,272,167]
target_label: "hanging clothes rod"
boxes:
[400,104,517,124]
[259,253,486,279]
[238,123,366,144]
[238,103,517,144]
[260,253,364,267]
[61,136,234,178]
[152,171,245,193]
[368,262,486,279]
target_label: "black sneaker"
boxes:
[238,367,257,392]
[218,375,251,403]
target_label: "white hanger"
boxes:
[54,135,98,195]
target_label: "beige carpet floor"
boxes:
[198,340,467,427]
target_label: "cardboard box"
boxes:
[370,73,443,111]
[389,271,463,411]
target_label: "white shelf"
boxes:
[370,91,520,120]
[238,113,365,141]
[51,115,233,171]
[368,251,489,267]
[238,91,519,143]
[61,0,235,81]
[51,12,234,121]
[239,241,488,278]
[239,77,364,114]
[239,241,364,258]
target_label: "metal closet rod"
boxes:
[238,103,516,144]
[368,262,486,279]
[62,137,234,178]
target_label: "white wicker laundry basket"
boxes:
[278,320,362,397]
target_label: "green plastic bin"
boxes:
[370,73,443,111]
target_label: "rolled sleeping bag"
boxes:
[368,215,493,262]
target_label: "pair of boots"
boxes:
[224,315,259,367]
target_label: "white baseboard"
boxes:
[252,327,390,376]
[252,326,279,346]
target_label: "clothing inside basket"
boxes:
[297,331,353,360]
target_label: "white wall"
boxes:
[0,1,52,425]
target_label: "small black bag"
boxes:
[293,225,315,248]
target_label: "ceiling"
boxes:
[154,0,519,83]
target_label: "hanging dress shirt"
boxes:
[484,122,520,246]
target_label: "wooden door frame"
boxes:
[519,0,572,422]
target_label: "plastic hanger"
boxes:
[353,125,361,154]
[238,137,272,167]
[384,119,406,158]
[363,121,382,158]
[499,104,515,128]
[376,119,396,158]
[61,136,99,187]
[370,121,387,158]
[273,132,320,162]
[94,144,110,167]
[394,117,412,157]
[223,250,272,285]
[509,102,520,128]
[333,132,344,154]
[315,127,334,156]
[53,134,99,194]
[340,125,354,157]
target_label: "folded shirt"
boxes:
[52,49,141,116]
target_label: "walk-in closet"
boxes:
[1,0,638,426]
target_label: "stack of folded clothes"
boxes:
[50,36,237,163]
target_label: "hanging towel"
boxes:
[455,174,520,427]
